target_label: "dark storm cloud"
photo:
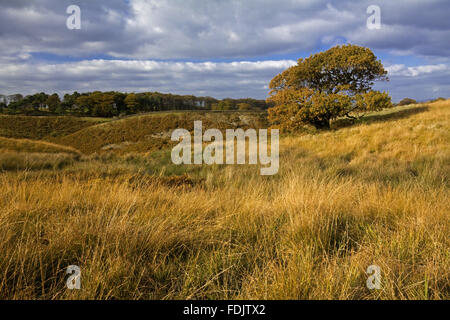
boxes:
[0,0,129,59]
[1,0,448,60]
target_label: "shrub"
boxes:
[398,98,417,106]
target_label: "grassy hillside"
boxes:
[52,111,267,154]
[0,137,81,171]
[0,100,448,299]
[0,115,108,140]
[0,136,80,154]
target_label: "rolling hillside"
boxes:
[51,111,267,154]
[0,115,108,140]
[0,136,80,155]
[0,100,448,299]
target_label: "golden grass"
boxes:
[0,137,81,171]
[0,115,107,140]
[0,137,80,155]
[0,152,79,171]
[52,112,267,154]
[0,100,448,299]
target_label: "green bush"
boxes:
[398,98,417,106]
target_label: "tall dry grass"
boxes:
[0,115,107,140]
[0,100,448,299]
[0,137,80,155]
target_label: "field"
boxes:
[0,101,448,299]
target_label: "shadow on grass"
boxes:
[332,105,430,129]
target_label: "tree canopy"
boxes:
[0,91,271,117]
[267,44,392,130]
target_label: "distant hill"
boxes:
[0,115,108,140]
[0,136,80,155]
[52,111,268,154]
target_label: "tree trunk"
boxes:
[312,118,330,129]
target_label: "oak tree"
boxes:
[267,44,392,130]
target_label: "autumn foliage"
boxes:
[267,44,392,130]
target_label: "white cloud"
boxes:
[386,64,448,77]
[1,58,448,102]
[0,59,296,98]
[376,63,450,101]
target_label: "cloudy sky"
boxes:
[1,0,449,101]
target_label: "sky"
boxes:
[0,0,449,102]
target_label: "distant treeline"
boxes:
[0,92,272,117]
